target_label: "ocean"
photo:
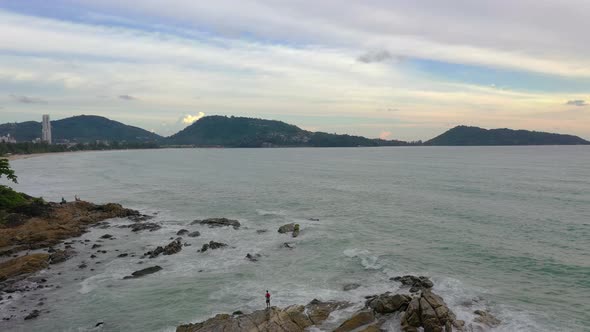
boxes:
[3,146,589,331]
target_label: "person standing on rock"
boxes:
[265,290,271,308]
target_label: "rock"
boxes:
[145,239,182,258]
[282,242,295,249]
[91,244,102,249]
[24,310,40,320]
[193,218,240,229]
[334,310,375,332]
[123,266,162,279]
[232,311,243,316]
[308,218,320,221]
[278,223,295,233]
[49,249,76,264]
[473,310,501,327]
[400,290,457,332]
[292,224,300,238]
[177,229,189,236]
[0,254,49,282]
[90,254,97,259]
[100,234,113,239]
[245,253,261,262]
[176,299,348,332]
[256,229,268,234]
[392,275,434,291]
[187,231,200,238]
[343,283,361,291]
[366,293,411,314]
[117,253,129,258]
[199,241,227,253]
[78,263,87,269]
[123,222,161,232]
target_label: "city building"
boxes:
[42,114,52,144]
[0,134,16,143]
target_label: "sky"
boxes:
[0,0,589,140]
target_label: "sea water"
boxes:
[2,147,589,331]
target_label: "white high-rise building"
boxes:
[42,114,52,144]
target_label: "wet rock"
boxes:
[90,254,97,259]
[123,266,162,279]
[343,283,361,291]
[78,263,87,269]
[400,290,457,332]
[282,242,295,249]
[145,239,182,258]
[123,223,162,232]
[278,223,295,233]
[199,241,228,253]
[232,311,243,316]
[117,253,129,258]
[366,293,411,314]
[292,224,300,238]
[256,229,268,234]
[49,249,76,264]
[473,310,501,327]
[308,218,320,221]
[92,244,102,249]
[100,234,113,239]
[187,231,200,238]
[128,214,153,222]
[334,310,375,332]
[245,253,261,262]
[193,218,241,229]
[391,275,434,292]
[177,229,189,236]
[24,310,40,320]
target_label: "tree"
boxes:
[0,158,17,183]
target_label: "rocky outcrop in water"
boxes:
[122,222,161,232]
[391,275,434,292]
[193,218,240,229]
[245,253,261,262]
[278,223,300,237]
[334,309,375,332]
[123,266,162,279]
[366,293,411,314]
[199,241,227,252]
[144,239,182,258]
[48,249,76,264]
[176,299,348,332]
[473,310,501,328]
[400,290,463,332]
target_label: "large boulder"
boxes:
[123,266,162,279]
[334,310,375,332]
[400,290,457,332]
[193,218,240,229]
[366,293,411,314]
[278,223,295,233]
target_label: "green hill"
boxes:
[167,115,408,147]
[0,115,162,143]
[426,125,590,146]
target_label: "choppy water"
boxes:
[2,147,589,331]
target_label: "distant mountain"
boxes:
[0,115,162,143]
[168,115,408,147]
[426,125,590,146]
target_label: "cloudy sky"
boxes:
[1,0,589,140]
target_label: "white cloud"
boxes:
[181,112,205,124]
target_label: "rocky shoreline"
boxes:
[175,277,501,332]
[0,197,502,331]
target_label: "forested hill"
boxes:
[0,115,162,143]
[167,115,409,147]
[426,125,590,146]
